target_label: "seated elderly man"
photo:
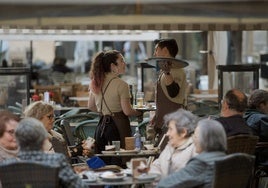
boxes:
[244,89,268,141]
[1,117,85,188]
[244,89,268,164]
[157,119,227,188]
[215,88,252,136]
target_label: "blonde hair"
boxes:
[24,101,54,120]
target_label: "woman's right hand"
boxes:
[136,110,144,123]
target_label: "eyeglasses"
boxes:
[5,129,15,136]
[46,114,55,120]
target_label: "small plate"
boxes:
[100,172,126,181]
[82,177,97,183]
[135,107,156,111]
[136,173,159,181]
[102,151,116,155]
[140,150,157,155]
[81,172,97,183]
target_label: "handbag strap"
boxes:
[100,77,116,115]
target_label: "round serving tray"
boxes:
[145,57,189,69]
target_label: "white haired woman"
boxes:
[149,108,198,178]
[157,119,227,188]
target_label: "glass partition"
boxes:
[0,67,30,112]
[217,64,260,107]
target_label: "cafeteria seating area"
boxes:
[0,0,268,187]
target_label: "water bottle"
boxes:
[134,127,141,151]
[44,91,50,103]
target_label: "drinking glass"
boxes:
[136,92,144,108]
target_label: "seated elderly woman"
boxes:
[157,119,227,188]
[0,111,20,161]
[149,109,198,178]
[23,101,92,156]
[1,117,85,188]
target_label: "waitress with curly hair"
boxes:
[88,50,142,157]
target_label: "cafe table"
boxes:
[95,150,159,158]
[69,96,89,102]
[189,93,218,102]
[95,150,159,171]
[79,167,160,188]
[82,173,160,187]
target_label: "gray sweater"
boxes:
[157,151,226,188]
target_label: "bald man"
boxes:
[215,89,252,136]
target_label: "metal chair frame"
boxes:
[74,119,99,140]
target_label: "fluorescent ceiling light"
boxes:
[0,29,159,41]
[0,0,253,4]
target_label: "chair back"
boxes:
[74,119,99,140]
[59,108,80,119]
[51,136,70,158]
[251,142,268,188]
[75,90,89,107]
[227,134,259,155]
[60,119,76,146]
[137,118,150,137]
[53,113,99,135]
[51,71,65,85]
[212,153,255,188]
[0,161,59,188]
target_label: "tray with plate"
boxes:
[133,105,156,112]
[136,173,159,181]
[116,150,139,155]
[100,171,126,181]
[146,57,189,69]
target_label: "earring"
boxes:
[113,68,119,74]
